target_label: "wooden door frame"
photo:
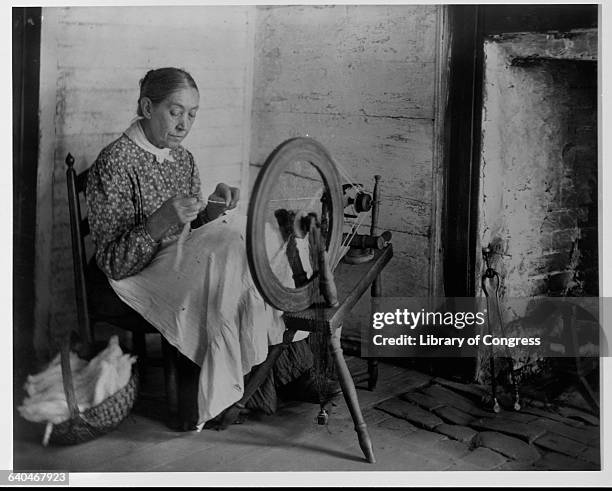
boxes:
[442,5,484,298]
[13,7,42,385]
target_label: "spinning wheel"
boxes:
[247,137,344,312]
[243,137,394,464]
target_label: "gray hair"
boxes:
[137,67,199,116]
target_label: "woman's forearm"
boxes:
[96,224,160,280]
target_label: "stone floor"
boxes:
[371,373,600,471]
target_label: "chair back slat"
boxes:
[65,153,92,345]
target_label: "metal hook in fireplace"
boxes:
[481,247,521,413]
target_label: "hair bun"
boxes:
[136,67,198,117]
[139,69,155,89]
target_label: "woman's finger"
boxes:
[214,183,232,207]
[221,186,232,207]
[179,212,199,224]
[228,186,240,209]
[176,200,200,213]
[176,196,199,207]
[186,202,202,212]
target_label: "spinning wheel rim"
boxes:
[247,137,344,312]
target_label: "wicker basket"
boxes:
[45,340,139,446]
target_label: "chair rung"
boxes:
[352,372,370,384]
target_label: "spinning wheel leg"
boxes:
[369,256,382,391]
[367,359,379,391]
[329,324,375,464]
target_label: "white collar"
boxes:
[124,119,175,164]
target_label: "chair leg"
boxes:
[132,331,147,384]
[132,331,147,358]
[176,353,201,429]
[369,266,382,392]
[161,338,180,426]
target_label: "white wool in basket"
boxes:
[18,336,137,424]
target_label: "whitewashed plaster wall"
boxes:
[35,6,255,357]
[250,5,448,302]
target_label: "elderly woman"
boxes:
[86,68,327,431]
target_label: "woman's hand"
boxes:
[145,195,203,241]
[204,183,240,222]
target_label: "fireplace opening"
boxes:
[474,30,598,406]
[479,52,597,299]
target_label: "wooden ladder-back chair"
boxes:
[65,152,180,424]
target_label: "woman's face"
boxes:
[142,86,200,149]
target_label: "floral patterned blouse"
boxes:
[86,134,202,280]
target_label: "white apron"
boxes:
[109,212,308,427]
